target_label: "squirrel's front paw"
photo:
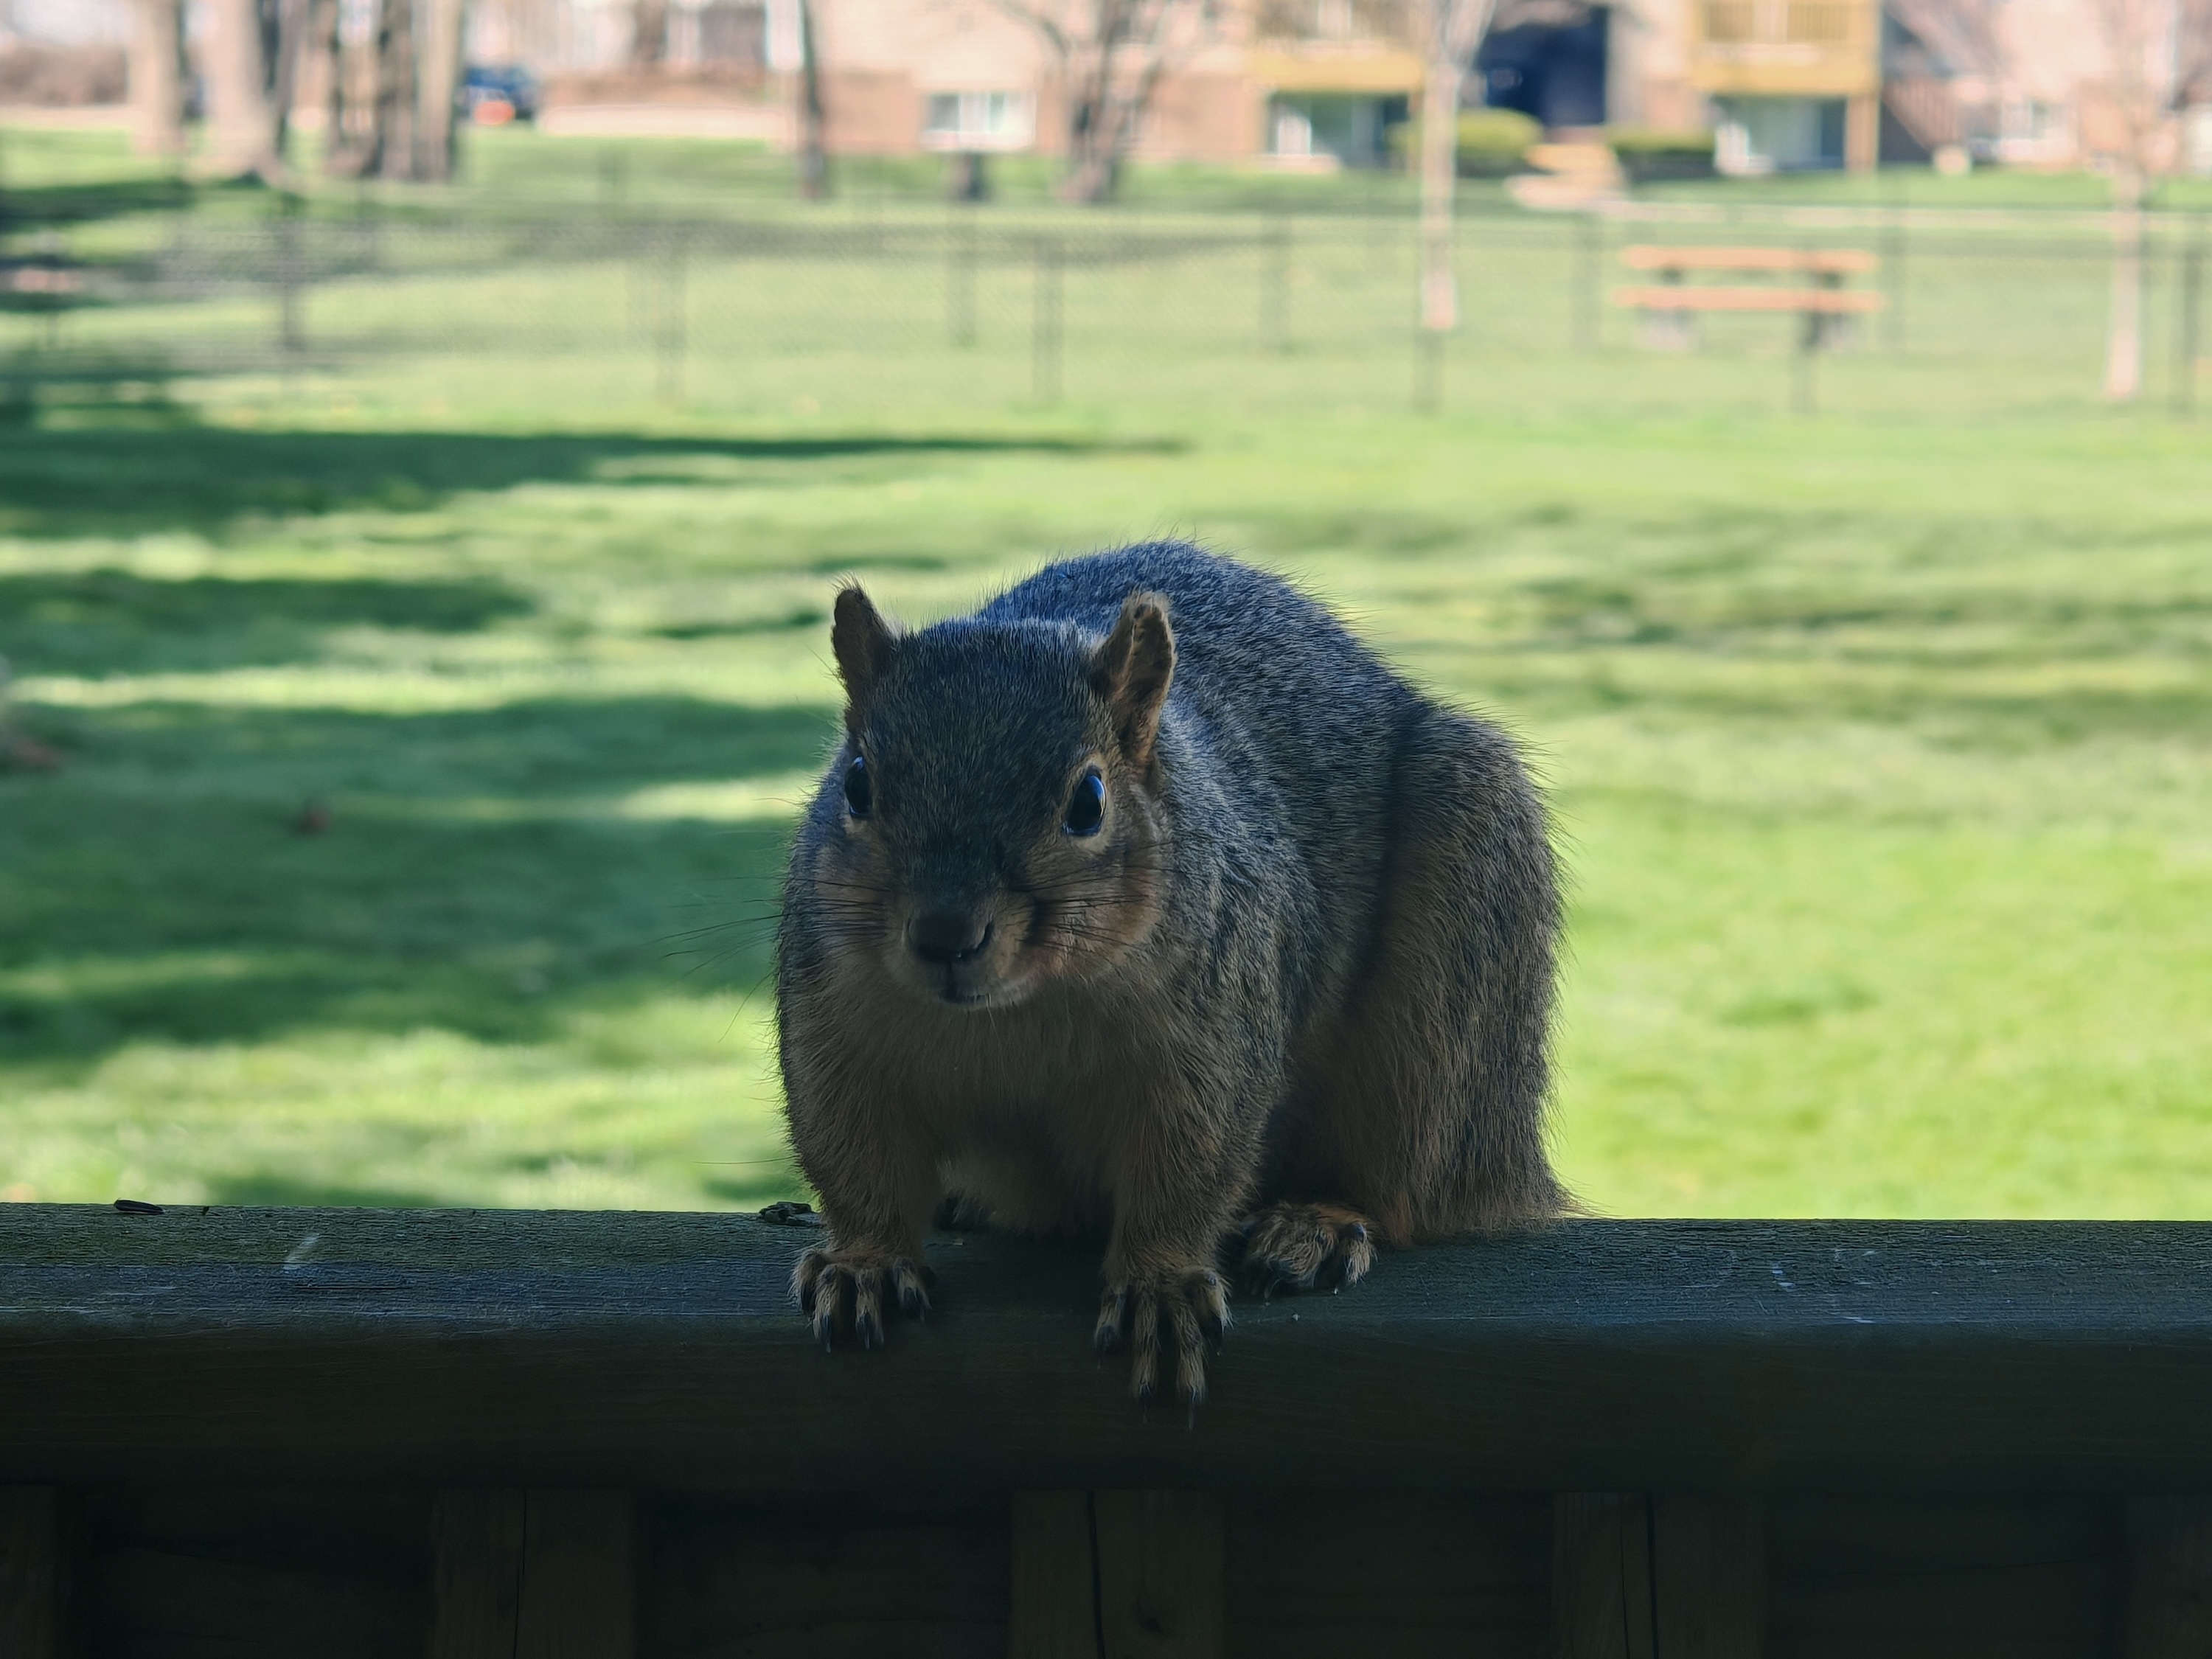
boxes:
[792,1248,932,1350]
[1239,1200,1376,1294]
[1095,1267,1229,1405]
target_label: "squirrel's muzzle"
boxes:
[906,907,995,966]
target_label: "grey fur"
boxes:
[777,542,1562,1401]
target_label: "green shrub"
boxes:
[1609,128,1718,181]
[1386,107,1543,176]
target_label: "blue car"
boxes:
[462,63,540,125]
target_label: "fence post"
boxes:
[1882,170,1906,353]
[1413,327,1442,413]
[654,226,686,406]
[947,205,978,348]
[597,150,628,215]
[274,192,305,369]
[2174,222,2202,419]
[1261,209,1290,355]
[1573,209,1601,351]
[1032,234,1062,404]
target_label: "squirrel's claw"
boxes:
[793,1248,932,1351]
[1097,1269,1228,1406]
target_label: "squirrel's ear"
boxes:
[1091,591,1175,771]
[831,585,897,732]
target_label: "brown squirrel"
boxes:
[776,543,1562,1403]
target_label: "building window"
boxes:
[1713,96,1846,172]
[922,91,1034,150]
[1267,94,1405,167]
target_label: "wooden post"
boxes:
[1010,1491,1099,1659]
[2119,1497,2212,1658]
[1650,1495,1764,1659]
[1092,1491,1224,1659]
[430,1489,529,1659]
[1554,1493,1655,1659]
[0,1486,66,1659]
[431,1489,636,1659]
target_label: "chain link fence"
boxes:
[5,190,2208,417]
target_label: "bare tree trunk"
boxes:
[2104,166,2147,401]
[268,0,313,164]
[1062,41,1113,203]
[795,0,830,199]
[1058,36,1167,202]
[1062,103,1122,201]
[207,0,279,178]
[376,0,420,181]
[632,0,669,65]
[131,0,188,157]
[1418,57,1461,333]
[306,0,349,173]
[416,0,467,181]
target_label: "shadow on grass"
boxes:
[0,570,532,676]
[0,694,830,1068]
[0,175,198,231]
[0,424,1177,540]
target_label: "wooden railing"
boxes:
[1698,0,1865,48]
[2,1206,2210,1655]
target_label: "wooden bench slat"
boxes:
[1623,245,1879,274]
[1615,286,1887,313]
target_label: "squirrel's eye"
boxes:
[843,754,872,818]
[1062,769,1105,837]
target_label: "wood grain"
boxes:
[1652,1495,1763,1659]
[515,1490,637,1659]
[80,1486,430,1659]
[3,1208,2212,1492]
[2120,1497,2212,1659]
[1093,1491,1222,1659]
[1765,1495,2114,1659]
[1010,1492,1099,1659]
[429,1489,527,1659]
[0,1486,64,1659]
[1553,1494,1655,1659]
[647,1490,1008,1658]
[1232,1492,1547,1659]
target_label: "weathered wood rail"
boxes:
[1,1206,2209,1657]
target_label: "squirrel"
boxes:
[776,542,1562,1404]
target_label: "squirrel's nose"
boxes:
[908,908,993,965]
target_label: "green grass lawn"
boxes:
[1,127,2208,1219]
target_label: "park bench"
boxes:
[1,1204,2210,1656]
[1615,245,1885,353]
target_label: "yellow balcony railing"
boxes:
[1699,0,1864,46]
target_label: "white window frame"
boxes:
[922,90,1036,152]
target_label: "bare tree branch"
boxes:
[987,0,1217,201]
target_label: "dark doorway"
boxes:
[1477,4,1609,131]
